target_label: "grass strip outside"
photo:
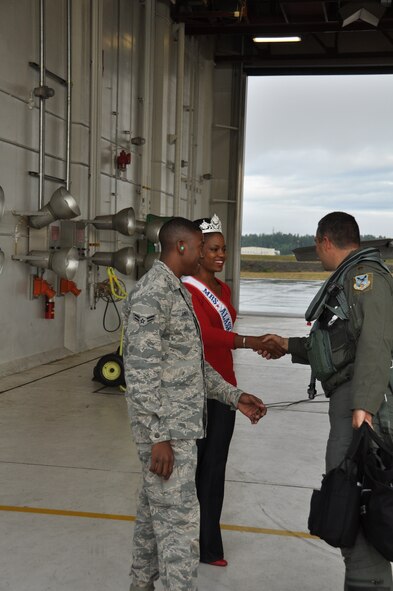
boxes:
[240,271,329,281]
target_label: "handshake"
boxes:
[235,333,289,359]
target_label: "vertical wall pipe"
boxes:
[113,0,121,250]
[231,69,247,309]
[88,0,103,309]
[65,0,72,191]
[190,48,200,221]
[63,0,79,353]
[189,38,200,221]
[38,0,46,208]
[186,38,194,219]
[88,0,103,223]
[140,0,154,220]
[173,23,185,216]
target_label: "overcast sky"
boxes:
[243,74,393,237]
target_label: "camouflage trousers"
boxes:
[130,440,200,591]
[326,382,393,591]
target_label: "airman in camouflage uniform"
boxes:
[123,217,267,591]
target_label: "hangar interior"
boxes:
[0,0,245,377]
[1,1,393,590]
[2,0,393,376]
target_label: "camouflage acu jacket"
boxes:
[123,260,243,444]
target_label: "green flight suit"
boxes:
[289,250,393,591]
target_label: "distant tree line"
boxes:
[241,233,385,255]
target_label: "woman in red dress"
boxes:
[182,214,274,567]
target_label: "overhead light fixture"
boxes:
[13,247,79,280]
[91,248,160,275]
[253,36,301,43]
[28,187,81,229]
[340,2,385,27]
[91,247,138,276]
[342,8,379,26]
[89,210,169,243]
[91,207,145,237]
[144,217,169,244]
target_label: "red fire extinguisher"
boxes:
[45,296,55,320]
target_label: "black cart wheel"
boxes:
[93,353,125,387]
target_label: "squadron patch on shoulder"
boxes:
[353,273,373,292]
[133,312,155,326]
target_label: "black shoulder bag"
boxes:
[360,423,393,561]
[308,426,365,548]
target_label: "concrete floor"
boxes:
[0,315,346,591]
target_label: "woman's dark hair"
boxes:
[193,217,209,231]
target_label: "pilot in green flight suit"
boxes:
[271,211,393,591]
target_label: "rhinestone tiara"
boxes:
[199,213,222,234]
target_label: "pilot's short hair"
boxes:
[317,212,360,248]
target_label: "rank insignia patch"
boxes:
[353,273,373,292]
[133,312,155,326]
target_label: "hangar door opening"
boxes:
[239,74,393,316]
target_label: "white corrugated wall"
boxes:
[0,0,245,375]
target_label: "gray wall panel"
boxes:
[0,0,233,375]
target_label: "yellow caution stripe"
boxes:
[0,505,135,522]
[0,505,317,539]
[221,523,317,539]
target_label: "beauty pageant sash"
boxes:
[182,276,234,332]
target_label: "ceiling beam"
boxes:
[215,51,393,64]
[184,19,393,35]
[245,65,393,75]
[279,2,290,24]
